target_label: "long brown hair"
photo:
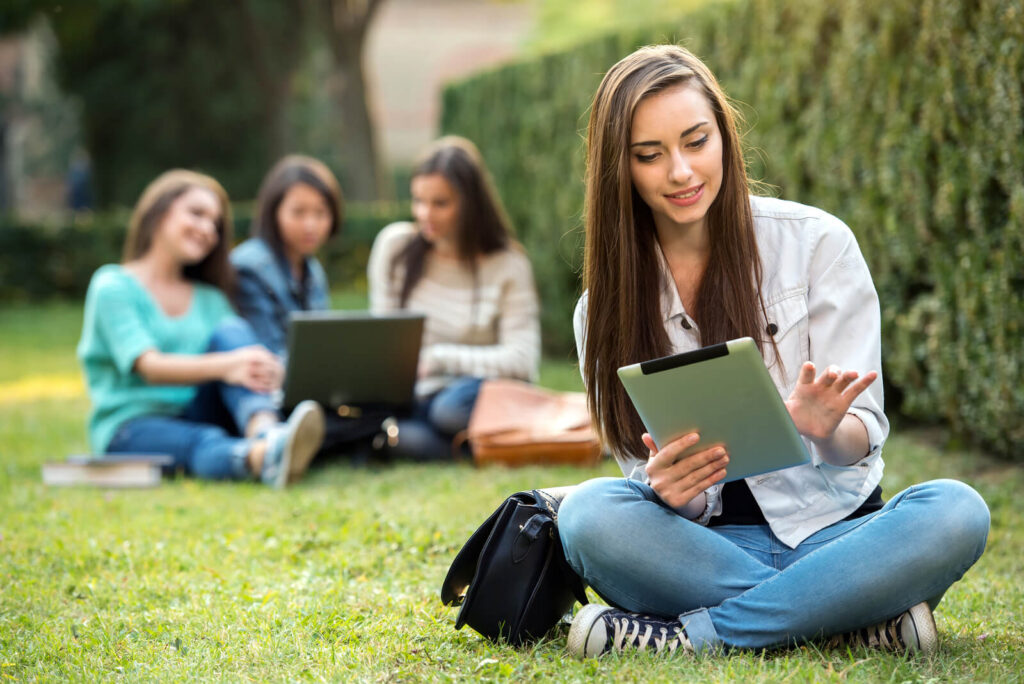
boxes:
[123,169,234,294]
[392,136,513,306]
[582,44,771,461]
[252,155,344,258]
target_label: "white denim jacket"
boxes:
[574,195,888,548]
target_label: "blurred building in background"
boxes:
[0,21,81,218]
[367,0,533,166]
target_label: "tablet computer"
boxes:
[617,337,809,483]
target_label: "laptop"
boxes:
[281,311,425,411]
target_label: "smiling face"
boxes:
[152,186,222,265]
[629,83,723,238]
[276,182,332,261]
[411,172,461,250]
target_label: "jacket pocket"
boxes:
[763,288,808,390]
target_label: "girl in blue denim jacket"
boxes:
[231,156,343,358]
[559,45,989,659]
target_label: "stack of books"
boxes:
[42,455,174,488]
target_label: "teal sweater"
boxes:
[76,265,234,453]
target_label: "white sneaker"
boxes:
[568,604,694,658]
[261,400,325,488]
[826,601,938,655]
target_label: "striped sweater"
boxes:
[367,222,541,395]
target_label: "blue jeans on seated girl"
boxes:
[387,376,483,462]
[557,477,989,651]
[106,318,278,480]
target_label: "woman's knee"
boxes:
[559,477,637,551]
[428,401,471,435]
[918,479,991,562]
[427,378,482,434]
[208,316,260,352]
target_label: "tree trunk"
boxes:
[234,0,299,163]
[321,0,389,202]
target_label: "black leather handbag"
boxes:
[440,486,588,646]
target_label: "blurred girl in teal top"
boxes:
[77,169,324,487]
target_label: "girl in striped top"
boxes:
[367,136,540,461]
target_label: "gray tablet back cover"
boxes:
[617,337,809,483]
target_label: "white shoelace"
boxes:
[610,617,692,654]
[861,618,903,649]
[828,614,905,651]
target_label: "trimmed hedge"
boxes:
[440,0,1024,458]
[0,202,408,300]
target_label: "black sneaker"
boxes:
[567,604,694,658]
[825,602,938,655]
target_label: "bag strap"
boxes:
[548,522,589,606]
[533,487,589,606]
[561,554,589,606]
[534,486,575,521]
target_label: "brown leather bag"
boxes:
[463,379,603,467]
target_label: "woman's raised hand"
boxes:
[785,362,877,442]
[643,431,728,510]
[223,345,284,394]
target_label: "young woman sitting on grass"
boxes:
[231,156,397,459]
[558,45,990,658]
[77,170,324,487]
[367,136,540,461]
[231,155,343,358]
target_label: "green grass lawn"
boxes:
[1,300,1021,681]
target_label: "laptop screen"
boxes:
[281,311,425,410]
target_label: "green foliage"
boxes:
[524,0,722,54]
[0,301,1022,679]
[17,0,313,207]
[0,214,124,300]
[6,1,390,207]
[440,0,1024,459]
[0,202,408,300]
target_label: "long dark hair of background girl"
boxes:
[391,136,513,306]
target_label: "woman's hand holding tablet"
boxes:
[617,338,812,485]
[642,431,728,513]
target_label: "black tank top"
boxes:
[708,479,884,527]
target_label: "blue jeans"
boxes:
[106,318,279,480]
[388,377,483,461]
[558,477,990,651]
